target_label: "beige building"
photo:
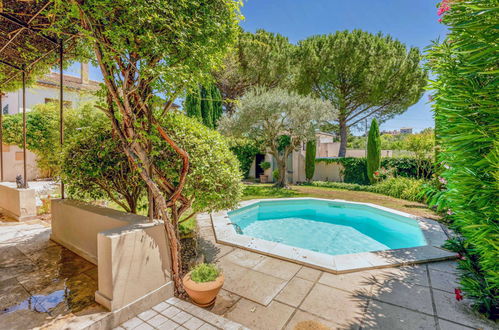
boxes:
[250,132,393,184]
[1,63,99,182]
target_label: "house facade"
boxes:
[1,63,99,182]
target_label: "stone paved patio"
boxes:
[196,213,498,330]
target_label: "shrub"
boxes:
[190,263,221,283]
[228,138,259,178]
[272,169,280,182]
[310,177,426,202]
[305,139,316,182]
[428,0,498,317]
[260,161,271,171]
[316,157,433,185]
[367,118,381,184]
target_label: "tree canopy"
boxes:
[214,29,294,114]
[295,30,427,157]
[220,88,334,187]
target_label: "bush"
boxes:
[428,0,498,317]
[367,118,381,183]
[228,138,259,178]
[260,161,271,170]
[310,177,426,202]
[316,157,433,185]
[190,263,220,283]
[272,169,280,182]
[305,139,316,182]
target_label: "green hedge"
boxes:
[310,177,426,202]
[316,157,433,185]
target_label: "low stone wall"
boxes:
[313,162,344,182]
[95,221,173,311]
[51,199,147,264]
[0,183,36,220]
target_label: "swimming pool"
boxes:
[228,199,427,256]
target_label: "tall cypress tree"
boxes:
[366,118,381,184]
[200,85,214,128]
[184,87,202,122]
[211,84,223,128]
[305,139,316,182]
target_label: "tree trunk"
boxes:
[274,157,288,188]
[338,117,348,158]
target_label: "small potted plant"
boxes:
[259,161,271,183]
[183,263,224,307]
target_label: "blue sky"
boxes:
[71,0,446,134]
[239,0,447,134]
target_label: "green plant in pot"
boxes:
[183,263,224,307]
[259,161,271,183]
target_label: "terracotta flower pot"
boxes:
[259,174,268,183]
[182,272,225,307]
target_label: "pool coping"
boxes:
[211,198,457,274]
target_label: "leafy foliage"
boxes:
[227,138,259,178]
[220,87,334,187]
[214,29,294,114]
[367,119,381,183]
[295,30,427,156]
[305,139,317,182]
[1,102,106,177]
[190,263,220,283]
[310,177,426,203]
[184,87,202,122]
[427,0,498,316]
[200,85,214,128]
[316,157,433,185]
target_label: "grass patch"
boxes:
[242,184,305,200]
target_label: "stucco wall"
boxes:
[1,144,40,181]
[51,199,147,264]
[0,183,36,220]
[313,162,344,182]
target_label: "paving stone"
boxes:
[162,306,182,318]
[147,314,170,327]
[319,270,377,295]
[156,319,181,330]
[253,257,301,280]
[433,290,496,330]
[371,280,434,315]
[284,310,339,330]
[138,309,159,321]
[209,289,240,315]
[438,319,474,330]
[152,301,171,313]
[300,283,367,325]
[363,300,436,330]
[275,277,314,307]
[295,266,322,282]
[428,268,459,293]
[121,317,143,329]
[427,260,458,274]
[219,261,287,305]
[183,317,205,330]
[220,249,267,268]
[372,265,430,287]
[174,311,192,324]
[198,324,217,330]
[0,277,31,310]
[134,322,155,330]
[226,298,294,330]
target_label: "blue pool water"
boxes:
[228,199,426,255]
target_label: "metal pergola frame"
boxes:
[0,1,77,197]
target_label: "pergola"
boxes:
[0,0,80,195]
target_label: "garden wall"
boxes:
[313,162,344,182]
[0,183,37,220]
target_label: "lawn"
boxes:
[242,184,439,220]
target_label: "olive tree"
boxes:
[295,30,427,157]
[220,88,334,187]
[52,0,242,293]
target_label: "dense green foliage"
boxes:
[316,157,433,185]
[227,138,259,178]
[62,126,145,214]
[366,119,381,183]
[214,29,294,114]
[305,140,317,182]
[210,84,224,128]
[1,103,106,177]
[310,177,425,203]
[200,85,214,128]
[184,84,224,129]
[295,30,427,157]
[427,0,498,316]
[190,263,221,283]
[184,87,202,122]
[220,88,334,187]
